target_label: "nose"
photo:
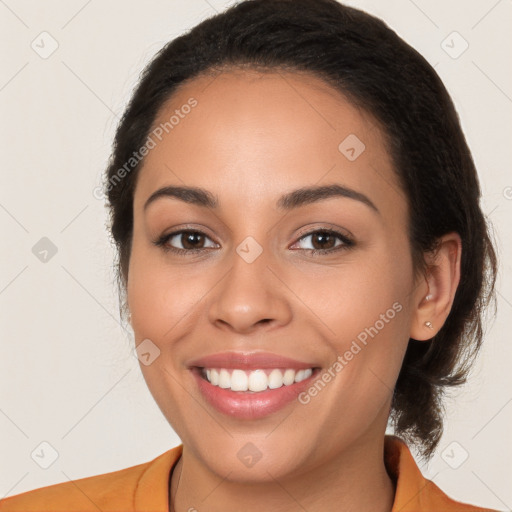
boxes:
[207,248,293,335]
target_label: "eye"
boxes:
[153,227,354,256]
[153,230,219,254]
[290,229,354,254]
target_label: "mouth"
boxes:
[187,352,321,419]
[198,367,315,392]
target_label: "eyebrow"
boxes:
[143,184,379,214]
[144,186,218,211]
[277,184,379,214]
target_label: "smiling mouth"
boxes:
[196,366,320,393]
[187,351,323,419]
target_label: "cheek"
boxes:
[125,243,208,437]
[293,239,413,398]
[127,242,207,343]
[291,243,411,343]
[290,279,410,453]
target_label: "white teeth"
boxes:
[248,370,268,392]
[202,367,315,392]
[231,369,248,391]
[294,368,313,382]
[209,368,219,385]
[219,369,231,389]
[283,369,296,386]
[268,369,284,389]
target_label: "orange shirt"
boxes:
[0,435,497,511]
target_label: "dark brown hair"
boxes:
[103,0,498,459]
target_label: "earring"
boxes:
[425,294,432,301]
[424,321,433,329]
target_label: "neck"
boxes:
[169,433,395,512]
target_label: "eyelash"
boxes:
[152,228,355,256]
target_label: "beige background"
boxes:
[0,0,511,509]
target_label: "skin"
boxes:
[126,69,461,512]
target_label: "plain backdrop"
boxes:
[0,0,511,509]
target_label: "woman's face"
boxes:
[127,69,426,480]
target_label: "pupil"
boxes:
[313,232,334,250]
[182,232,203,249]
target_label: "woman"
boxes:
[0,0,499,510]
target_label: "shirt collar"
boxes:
[385,434,431,511]
[133,435,481,511]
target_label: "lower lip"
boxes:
[191,368,319,420]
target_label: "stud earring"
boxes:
[425,294,432,301]
[424,321,433,329]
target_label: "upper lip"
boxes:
[187,351,319,370]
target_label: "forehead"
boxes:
[134,69,405,217]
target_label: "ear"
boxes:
[410,232,462,341]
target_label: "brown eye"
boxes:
[291,229,354,254]
[155,230,219,253]
[180,232,206,249]
[310,231,336,250]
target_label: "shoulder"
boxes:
[385,436,499,512]
[0,446,182,512]
[0,464,145,512]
